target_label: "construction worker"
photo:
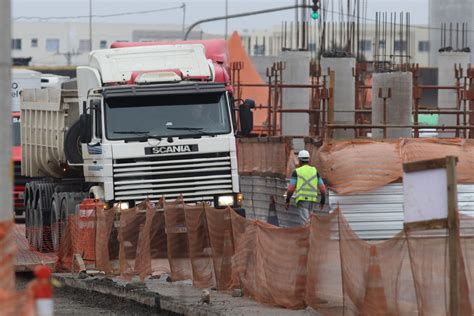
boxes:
[285,150,327,224]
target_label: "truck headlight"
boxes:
[236,193,244,206]
[216,195,235,208]
[113,202,129,210]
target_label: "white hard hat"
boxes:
[298,150,310,162]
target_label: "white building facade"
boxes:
[12,21,207,66]
[240,23,430,67]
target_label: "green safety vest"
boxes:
[294,165,319,203]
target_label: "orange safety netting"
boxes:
[50,196,474,315]
[0,221,35,316]
[237,137,293,177]
[310,138,474,194]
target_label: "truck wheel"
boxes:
[64,120,83,164]
[36,183,55,253]
[59,192,88,244]
[27,180,47,249]
[24,183,31,239]
[50,193,61,252]
[30,181,42,249]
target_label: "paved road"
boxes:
[16,272,163,315]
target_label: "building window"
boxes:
[31,38,38,48]
[46,39,60,52]
[99,40,107,49]
[418,41,429,52]
[394,40,407,52]
[359,40,372,51]
[11,39,22,50]
[79,40,91,52]
[378,40,385,49]
[253,44,265,56]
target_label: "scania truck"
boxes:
[21,41,246,251]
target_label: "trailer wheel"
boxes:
[35,183,55,252]
[24,183,31,239]
[64,120,83,164]
[26,180,47,249]
[59,192,88,244]
[50,193,61,252]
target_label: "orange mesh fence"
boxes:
[41,195,474,314]
[305,209,343,314]
[164,198,193,282]
[400,138,474,183]
[309,138,474,194]
[118,203,147,279]
[134,200,169,281]
[147,207,170,278]
[1,221,36,316]
[253,222,309,309]
[339,213,420,315]
[95,206,117,274]
[0,289,35,316]
[184,204,216,289]
[310,140,402,194]
[237,137,292,177]
[1,221,16,292]
[406,217,473,315]
[460,214,474,310]
[229,209,257,293]
[205,205,234,290]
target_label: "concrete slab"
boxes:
[14,224,56,272]
[55,273,321,316]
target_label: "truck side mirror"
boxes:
[239,99,255,137]
[79,113,92,144]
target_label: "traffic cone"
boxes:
[31,265,53,316]
[267,196,279,226]
[361,245,388,315]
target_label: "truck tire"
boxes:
[64,120,83,164]
[50,193,61,252]
[24,183,31,240]
[35,183,55,252]
[29,181,42,248]
[59,192,88,246]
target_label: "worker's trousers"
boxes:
[296,200,315,225]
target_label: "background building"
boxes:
[12,21,209,66]
[428,0,474,66]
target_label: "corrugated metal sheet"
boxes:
[330,184,474,240]
[240,176,301,227]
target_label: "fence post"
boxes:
[447,156,459,316]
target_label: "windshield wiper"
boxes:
[166,126,216,137]
[113,130,162,141]
[166,127,203,131]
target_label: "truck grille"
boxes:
[113,152,234,203]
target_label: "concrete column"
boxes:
[280,50,311,150]
[0,0,12,222]
[372,72,413,139]
[321,57,356,138]
[438,52,470,137]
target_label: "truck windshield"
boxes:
[105,92,231,140]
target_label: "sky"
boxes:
[12,0,429,35]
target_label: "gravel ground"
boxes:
[16,272,167,315]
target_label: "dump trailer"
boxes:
[21,42,245,252]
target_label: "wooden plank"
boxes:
[403,218,448,232]
[402,157,449,173]
[447,156,459,316]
